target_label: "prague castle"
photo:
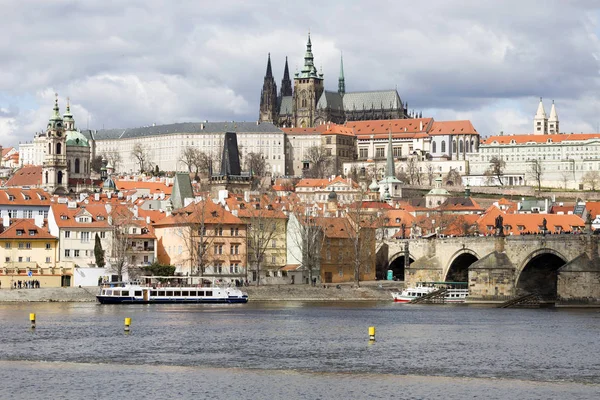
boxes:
[259,34,416,128]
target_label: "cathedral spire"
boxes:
[299,32,319,79]
[265,53,273,78]
[280,56,292,97]
[535,97,547,119]
[338,53,345,95]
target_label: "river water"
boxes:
[0,301,599,399]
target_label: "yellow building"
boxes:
[0,219,71,288]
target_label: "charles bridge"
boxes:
[380,231,600,305]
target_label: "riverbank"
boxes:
[0,282,403,303]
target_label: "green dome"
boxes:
[427,187,450,196]
[65,130,89,147]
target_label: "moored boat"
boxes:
[391,282,468,303]
[96,277,248,304]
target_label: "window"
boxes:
[18,243,24,249]
[271,255,276,264]
[46,243,51,249]
[46,257,51,263]
[214,244,223,255]
[5,257,9,262]
[81,232,90,242]
[359,148,368,159]
[16,230,23,236]
[272,240,276,248]
[29,230,36,236]
[26,257,31,262]
[375,147,385,158]
[65,231,71,238]
[393,147,402,157]
[65,249,71,257]
[74,250,80,257]
[26,242,31,249]
[18,257,23,262]
[100,232,106,239]
[4,242,10,249]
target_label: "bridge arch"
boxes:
[444,248,480,282]
[516,248,567,299]
[388,252,415,281]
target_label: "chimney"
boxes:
[94,193,100,201]
[419,121,423,131]
[34,214,44,228]
[146,216,151,224]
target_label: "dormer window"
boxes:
[61,215,68,220]
[211,211,218,217]
[97,216,105,221]
[23,194,31,200]
[29,230,36,236]
[16,229,24,236]
[396,218,400,223]
[8,195,15,201]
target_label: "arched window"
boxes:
[57,171,63,184]
[459,140,464,153]
[75,158,80,174]
[441,141,446,153]
[45,171,48,184]
[56,143,62,155]
[452,140,456,153]
[432,142,437,153]
[48,143,52,155]
[465,141,470,153]
[67,160,71,171]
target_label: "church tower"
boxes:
[548,100,559,134]
[534,97,548,135]
[43,95,68,194]
[338,53,345,95]
[280,56,292,97]
[259,53,278,123]
[293,33,324,128]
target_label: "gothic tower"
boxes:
[293,33,324,128]
[548,100,559,134]
[280,56,292,97]
[534,97,548,135]
[338,53,345,95]
[259,53,278,123]
[43,95,68,194]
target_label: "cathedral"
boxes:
[259,33,416,128]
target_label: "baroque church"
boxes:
[259,33,417,128]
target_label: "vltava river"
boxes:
[0,301,599,399]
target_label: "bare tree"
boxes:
[108,207,135,281]
[246,200,281,286]
[131,142,150,173]
[101,150,122,172]
[582,170,600,191]
[180,146,202,176]
[426,163,435,185]
[406,157,421,185]
[305,145,333,178]
[485,156,505,185]
[528,159,543,191]
[289,208,324,284]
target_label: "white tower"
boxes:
[42,95,68,194]
[548,100,559,134]
[534,97,548,135]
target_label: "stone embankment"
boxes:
[0,282,403,303]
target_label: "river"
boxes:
[0,301,599,399]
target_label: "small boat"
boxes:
[391,282,468,303]
[96,277,248,304]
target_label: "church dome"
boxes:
[103,176,116,190]
[369,178,380,191]
[65,130,89,147]
[328,189,337,201]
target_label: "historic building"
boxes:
[259,34,412,128]
[18,97,94,194]
[533,97,560,135]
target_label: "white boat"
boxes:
[391,282,468,303]
[96,278,248,304]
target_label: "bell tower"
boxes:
[293,33,324,128]
[259,53,278,123]
[42,94,68,193]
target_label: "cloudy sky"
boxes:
[1,0,600,146]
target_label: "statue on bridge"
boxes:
[542,217,547,234]
[495,214,505,237]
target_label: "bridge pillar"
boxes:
[405,238,443,286]
[557,235,600,305]
[468,237,517,301]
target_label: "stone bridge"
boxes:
[380,234,600,304]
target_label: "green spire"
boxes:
[297,32,321,80]
[338,53,345,95]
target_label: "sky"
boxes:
[1,0,600,147]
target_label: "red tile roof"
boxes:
[51,203,111,229]
[0,188,51,206]
[484,133,600,145]
[153,200,243,227]
[0,219,57,240]
[116,179,173,195]
[5,165,42,187]
[427,120,477,136]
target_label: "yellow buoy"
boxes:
[369,326,376,341]
[124,317,131,332]
[30,313,36,329]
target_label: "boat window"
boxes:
[135,291,142,296]
[174,291,181,297]
[158,291,166,296]
[206,291,212,297]
[122,291,129,296]
[151,291,157,296]
[182,291,189,296]
[198,291,204,296]
[114,291,121,296]
[189,291,196,296]
[417,293,421,297]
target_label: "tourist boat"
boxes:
[391,282,469,303]
[96,278,248,304]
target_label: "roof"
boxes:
[476,208,585,235]
[153,200,243,227]
[65,130,90,147]
[317,90,344,110]
[2,147,14,157]
[296,176,359,190]
[483,133,600,145]
[0,188,51,206]
[116,179,173,195]
[345,118,433,140]
[50,203,111,229]
[279,96,293,116]
[384,209,416,227]
[342,90,401,112]
[428,120,477,136]
[94,122,283,140]
[4,165,42,187]
[0,219,57,240]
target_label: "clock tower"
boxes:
[42,94,68,193]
